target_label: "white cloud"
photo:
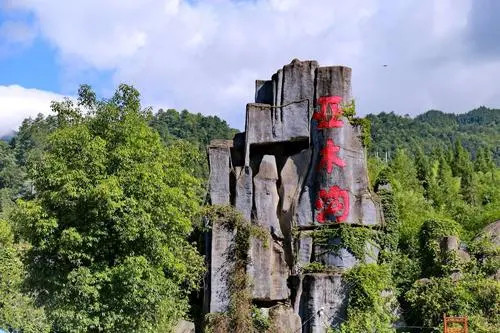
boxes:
[0,20,37,45]
[7,0,500,129]
[0,85,63,136]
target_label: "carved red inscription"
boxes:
[315,186,350,223]
[318,138,346,173]
[313,96,343,128]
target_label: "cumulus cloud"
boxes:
[7,0,500,128]
[0,85,63,136]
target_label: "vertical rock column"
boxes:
[247,155,290,301]
[312,66,353,225]
[207,140,234,313]
[297,66,383,333]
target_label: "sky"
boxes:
[0,0,499,136]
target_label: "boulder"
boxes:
[173,319,195,333]
[476,220,500,246]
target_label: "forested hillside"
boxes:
[0,89,498,332]
[367,107,500,164]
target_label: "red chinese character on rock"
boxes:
[318,138,346,173]
[315,186,350,223]
[313,96,344,128]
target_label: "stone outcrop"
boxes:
[206,60,384,332]
[173,319,195,333]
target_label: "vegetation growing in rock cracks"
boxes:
[203,205,270,333]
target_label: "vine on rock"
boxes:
[333,264,397,333]
[311,224,380,262]
[341,100,372,148]
[203,205,270,333]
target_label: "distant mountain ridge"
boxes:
[367,106,499,163]
[0,130,15,142]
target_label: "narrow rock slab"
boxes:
[247,236,290,301]
[254,155,282,238]
[207,141,233,313]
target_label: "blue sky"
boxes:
[1,0,500,136]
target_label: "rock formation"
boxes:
[205,59,384,332]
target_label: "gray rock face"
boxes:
[173,319,195,333]
[314,240,357,269]
[476,220,500,246]
[269,304,302,333]
[314,239,380,269]
[206,59,387,332]
[299,273,348,333]
[280,150,312,268]
[295,232,313,270]
[208,140,232,205]
[235,166,253,221]
[440,236,470,265]
[280,149,312,216]
[254,155,282,238]
[246,60,317,149]
[255,80,273,104]
[207,141,234,313]
[247,236,290,301]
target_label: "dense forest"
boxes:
[367,107,500,164]
[0,86,498,332]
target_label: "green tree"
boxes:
[13,85,205,332]
[453,140,477,204]
[0,219,50,332]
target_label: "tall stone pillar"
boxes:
[206,60,384,332]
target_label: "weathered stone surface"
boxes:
[207,141,234,313]
[208,140,232,205]
[440,235,459,252]
[255,80,273,104]
[315,66,352,101]
[280,149,312,215]
[246,60,317,147]
[440,236,470,264]
[247,236,290,301]
[314,239,380,269]
[205,60,388,330]
[299,273,348,333]
[235,166,253,222]
[245,103,274,148]
[296,185,314,227]
[314,238,357,269]
[476,220,500,246]
[208,223,234,313]
[173,319,195,333]
[305,66,382,226]
[254,155,282,238]
[269,304,302,333]
[280,60,317,140]
[295,232,313,270]
[280,149,312,267]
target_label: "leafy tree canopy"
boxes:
[12,84,205,332]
